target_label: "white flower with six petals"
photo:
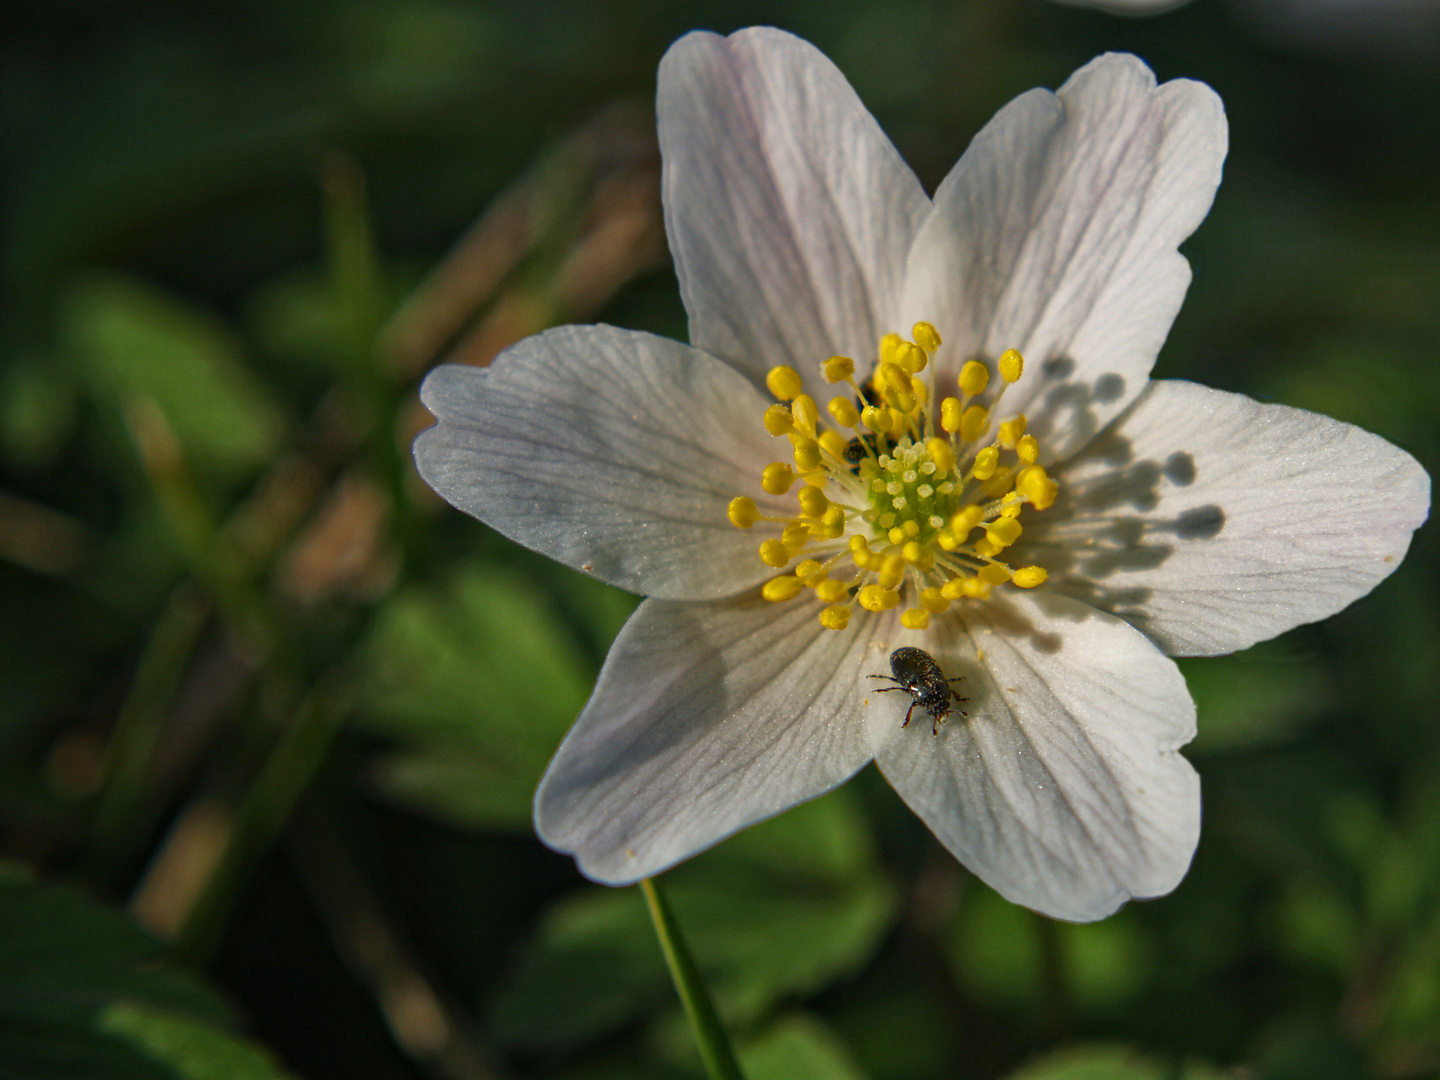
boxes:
[415,28,1429,921]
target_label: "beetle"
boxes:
[841,432,878,473]
[869,646,968,735]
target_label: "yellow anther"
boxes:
[879,362,910,395]
[793,438,822,471]
[818,429,848,460]
[1017,434,1039,464]
[762,575,805,602]
[982,468,1014,498]
[1017,465,1058,510]
[998,414,1027,449]
[985,517,1023,547]
[820,604,850,630]
[763,404,795,436]
[759,539,790,568]
[895,341,927,374]
[767,365,804,400]
[862,405,892,433]
[900,608,930,630]
[961,576,992,599]
[902,519,920,538]
[815,578,849,603]
[888,526,906,546]
[925,437,955,474]
[913,322,942,352]
[878,553,906,590]
[781,522,812,551]
[920,587,950,613]
[892,391,916,414]
[858,585,900,612]
[823,355,855,383]
[1013,566,1048,588]
[936,529,959,551]
[791,394,819,435]
[959,405,989,442]
[728,496,758,529]
[959,360,990,397]
[998,349,1024,383]
[828,397,860,428]
[973,536,1001,558]
[950,505,984,536]
[912,380,928,404]
[940,397,963,433]
[972,446,1000,480]
[880,333,903,366]
[849,534,871,557]
[889,407,908,432]
[1000,500,1023,519]
[762,462,796,494]
[902,540,923,563]
[797,485,828,517]
[940,577,966,601]
[821,506,846,538]
[795,559,826,582]
[979,562,1012,585]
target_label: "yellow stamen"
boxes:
[763,575,804,601]
[820,604,850,630]
[1013,566,1048,588]
[962,577,991,599]
[940,397,963,434]
[815,579,849,603]
[759,539,790,568]
[985,517,1022,547]
[959,405,988,442]
[900,608,930,630]
[828,397,860,428]
[762,462,795,494]
[791,394,819,436]
[781,522,812,550]
[971,447,999,481]
[879,333,903,366]
[998,414,1027,449]
[998,349,1024,383]
[862,405,892,433]
[978,563,1012,585]
[924,437,954,474]
[858,584,900,612]
[763,404,795,436]
[920,587,949,613]
[795,559,826,583]
[821,505,846,537]
[767,365,803,400]
[818,429,848,460]
[797,484,828,517]
[728,496,759,528]
[1017,434,1039,464]
[793,438,822,471]
[913,322,942,352]
[823,355,855,382]
[958,360,990,397]
[895,341,927,374]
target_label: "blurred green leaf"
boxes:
[1181,638,1331,754]
[99,1004,295,1080]
[492,788,897,1048]
[357,565,593,829]
[1006,1044,1225,1080]
[740,1013,869,1080]
[61,273,286,482]
[0,357,77,467]
[0,869,284,1080]
[945,880,1043,1008]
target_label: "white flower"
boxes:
[414,28,1429,921]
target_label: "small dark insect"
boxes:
[842,433,878,473]
[869,646,968,735]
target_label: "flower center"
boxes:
[728,323,1057,632]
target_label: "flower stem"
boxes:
[639,877,745,1080]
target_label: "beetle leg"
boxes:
[901,701,917,728]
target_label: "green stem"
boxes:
[88,583,210,873]
[640,877,745,1080]
[173,671,352,967]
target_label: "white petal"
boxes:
[659,27,930,397]
[869,591,1199,922]
[414,325,791,600]
[902,53,1227,461]
[1024,379,1431,656]
[535,594,877,883]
